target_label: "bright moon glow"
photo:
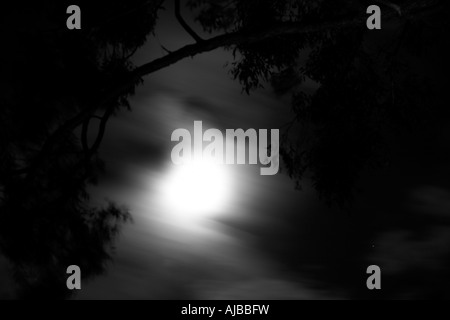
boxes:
[161,157,231,220]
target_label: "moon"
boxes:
[160,156,232,221]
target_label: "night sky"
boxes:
[1,1,450,300]
[80,4,450,299]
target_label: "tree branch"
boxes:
[87,106,115,158]
[376,0,402,16]
[81,119,90,156]
[122,45,140,62]
[80,108,115,162]
[161,45,172,54]
[24,0,442,182]
[175,0,204,43]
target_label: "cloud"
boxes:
[367,185,450,298]
[408,186,450,219]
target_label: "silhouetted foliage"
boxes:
[0,0,161,298]
[189,0,449,208]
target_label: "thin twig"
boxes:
[175,0,204,43]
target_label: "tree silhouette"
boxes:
[0,0,159,299]
[0,0,447,298]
